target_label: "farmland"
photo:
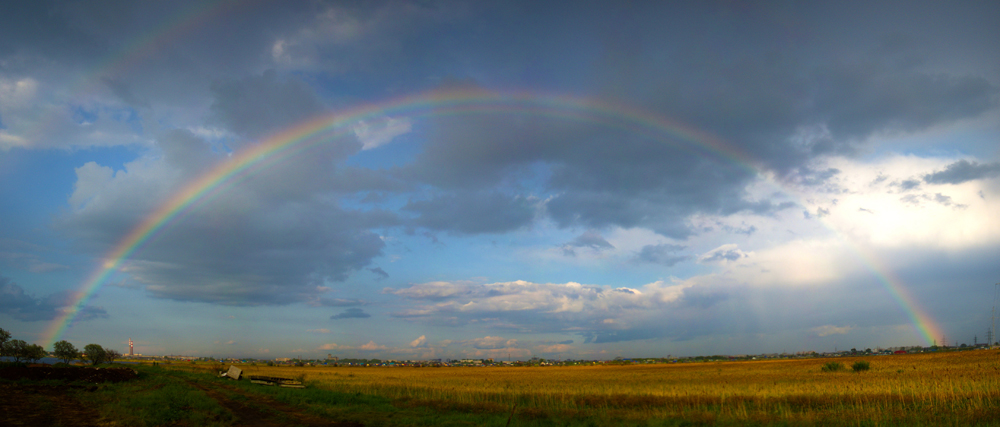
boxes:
[4,350,1000,426]
[167,350,1000,426]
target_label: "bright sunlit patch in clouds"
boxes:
[808,155,1000,250]
[811,325,852,337]
[352,116,413,150]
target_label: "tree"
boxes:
[23,344,47,363]
[53,340,80,364]
[83,344,106,366]
[4,339,28,363]
[0,327,10,350]
[105,348,121,363]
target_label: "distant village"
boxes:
[113,342,996,367]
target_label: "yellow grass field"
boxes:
[180,350,1000,425]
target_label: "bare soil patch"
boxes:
[0,382,103,427]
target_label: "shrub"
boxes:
[820,361,843,372]
[852,361,871,372]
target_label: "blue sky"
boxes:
[2,0,999,360]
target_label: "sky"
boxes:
[1,0,999,361]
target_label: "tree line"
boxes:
[0,327,121,365]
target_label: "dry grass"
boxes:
[177,350,1000,425]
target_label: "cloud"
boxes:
[367,267,389,280]
[468,336,517,350]
[352,116,413,150]
[409,335,427,348]
[561,230,614,256]
[812,325,852,337]
[634,243,688,266]
[387,279,703,340]
[403,192,537,234]
[359,341,387,351]
[54,127,393,306]
[331,308,372,319]
[307,328,331,333]
[923,160,1000,185]
[318,343,344,350]
[208,70,326,140]
[536,344,573,353]
[102,76,150,108]
[0,250,68,273]
[0,274,108,322]
[385,281,472,301]
[698,244,749,264]
[314,298,366,307]
[894,179,922,191]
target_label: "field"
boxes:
[3,350,1000,426]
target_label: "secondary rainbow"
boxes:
[42,87,944,348]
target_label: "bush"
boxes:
[852,361,871,372]
[821,361,843,372]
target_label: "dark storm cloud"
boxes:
[402,191,536,234]
[923,160,1000,185]
[578,2,1000,173]
[0,274,108,322]
[0,0,105,60]
[121,206,388,306]
[331,308,371,319]
[634,244,688,266]
[102,77,150,109]
[57,128,395,306]
[20,0,1000,322]
[209,70,327,141]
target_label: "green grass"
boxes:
[76,365,234,426]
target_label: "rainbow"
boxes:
[42,87,944,348]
